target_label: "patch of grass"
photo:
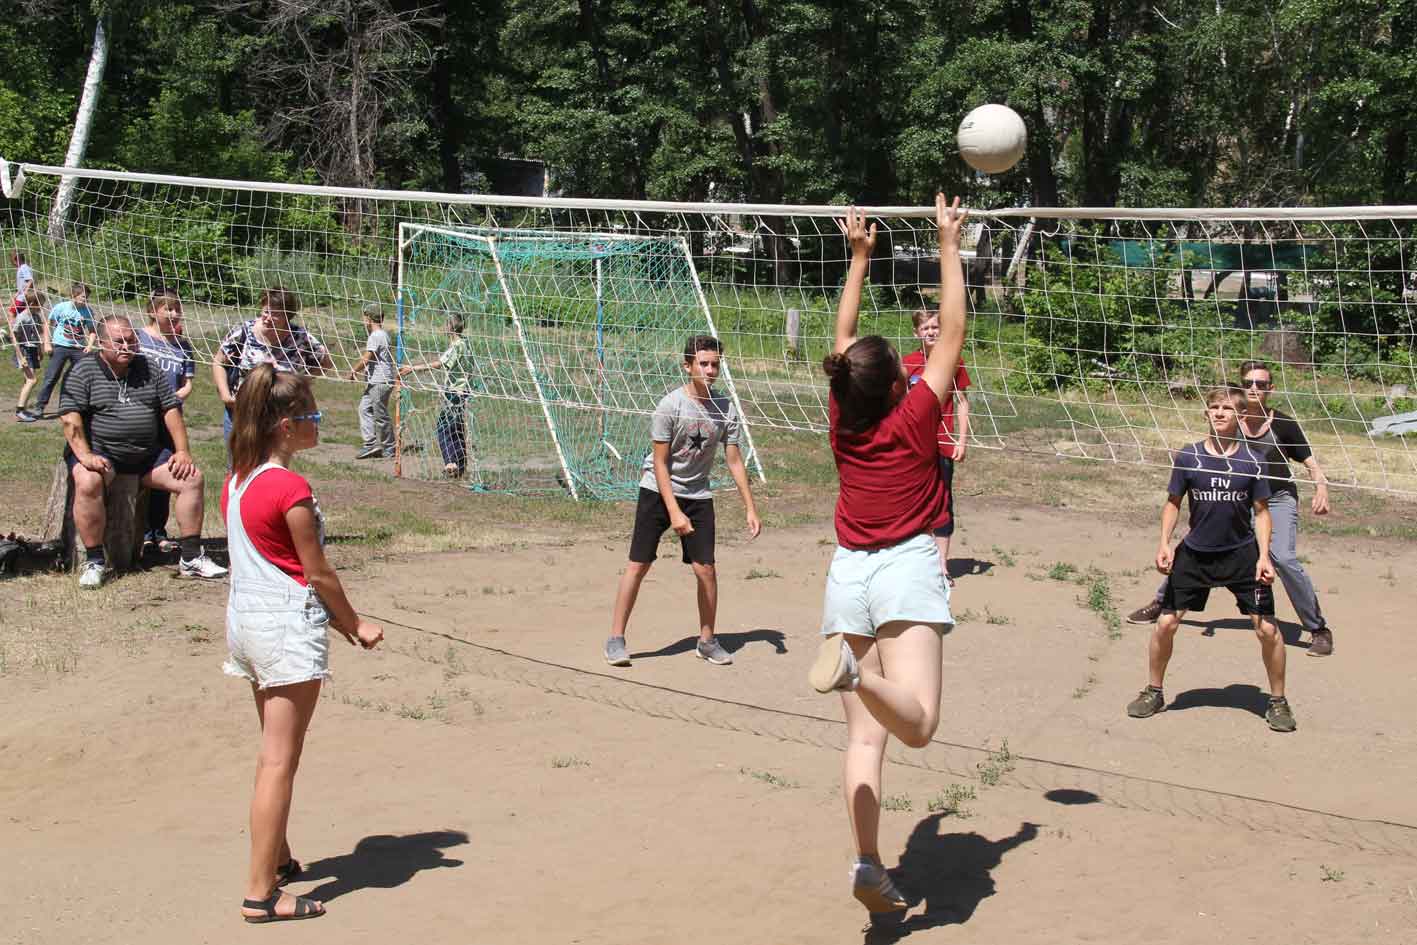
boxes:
[985,609,1012,626]
[991,546,1017,567]
[740,767,798,789]
[1073,673,1100,699]
[745,567,782,580]
[1319,864,1345,882]
[976,739,1015,786]
[927,783,975,816]
[396,703,428,721]
[1047,561,1079,581]
[1082,568,1123,640]
[880,794,913,812]
[551,755,590,768]
[953,608,981,624]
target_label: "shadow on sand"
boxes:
[862,820,1038,942]
[299,829,469,902]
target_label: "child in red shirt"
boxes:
[901,308,971,582]
[807,195,969,916]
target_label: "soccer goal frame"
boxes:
[395,222,765,501]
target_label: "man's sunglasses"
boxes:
[1242,378,1272,390]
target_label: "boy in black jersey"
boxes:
[1127,387,1295,733]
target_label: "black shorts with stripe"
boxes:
[1162,541,1275,617]
[628,487,715,565]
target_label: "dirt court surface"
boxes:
[4,485,1417,943]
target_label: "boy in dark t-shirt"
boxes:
[1127,387,1296,733]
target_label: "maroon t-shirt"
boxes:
[900,350,971,458]
[830,381,950,550]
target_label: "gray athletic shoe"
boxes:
[695,637,733,665]
[851,859,909,913]
[1266,697,1297,733]
[604,636,631,667]
[78,560,108,590]
[1126,686,1165,718]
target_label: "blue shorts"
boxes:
[820,532,953,638]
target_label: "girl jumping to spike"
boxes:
[808,194,968,915]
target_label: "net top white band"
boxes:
[6,157,1417,222]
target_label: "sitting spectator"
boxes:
[59,314,227,588]
[348,303,396,459]
[212,287,333,457]
[137,287,196,553]
[9,287,45,421]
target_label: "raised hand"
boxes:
[936,193,968,250]
[835,206,877,258]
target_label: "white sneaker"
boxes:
[179,553,228,580]
[851,859,909,913]
[78,560,108,589]
[808,635,859,693]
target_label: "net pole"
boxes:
[394,223,409,478]
[487,237,581,500]
[678,236,766,482]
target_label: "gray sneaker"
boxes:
[695,637,733,665]
[78,560,108,589]
[604,636,630,667]
[851,859,909,913]
[1126,686,1165,718]
[1266,697,1297,733]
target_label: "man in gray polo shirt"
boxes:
[59,314,227,587]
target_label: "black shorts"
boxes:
[628,487,715,565]
[15,344,40,370]
[1162,542,1275,617]
[932,456,956,538]
[64,445,173,477]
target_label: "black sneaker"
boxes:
[1266,697,1297,732]
[355,446,383,459]
[1127,687,1165,718]
[1126,600,1163,624]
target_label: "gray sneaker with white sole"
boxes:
[604,636,631,666]
[695,637,733,665]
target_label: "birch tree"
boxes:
[47,11,109,238]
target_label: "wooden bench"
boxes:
[41,457,149,572]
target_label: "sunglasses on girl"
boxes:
[291,411,323,424]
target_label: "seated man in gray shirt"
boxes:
[59,314,228,588]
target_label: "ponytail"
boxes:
[822,335,901,435]
[230,364,315,478]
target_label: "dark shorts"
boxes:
[16,344,40,370]
[932,456,956,538]
[628,487,715,565]
[1162,541,1275,617]
[64,445,173,478]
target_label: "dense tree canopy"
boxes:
[3,0,1414,207]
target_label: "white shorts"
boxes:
[223,580,333,689]
[820,532,953,638]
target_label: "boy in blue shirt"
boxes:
[1127,386,1295,732]
[25,281,95,421]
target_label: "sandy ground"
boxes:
[4,498,1417,944]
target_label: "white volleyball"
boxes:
[957,104,1027,174]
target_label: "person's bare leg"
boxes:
[608,561,652,638]
[1149,611,1183,688]
[242,679,323,919]
[850,622,943,749]
[252,691,294,870]
[70,464,111,548]
[691,561,718,641]
[841,639,888,858]
[934,535,951,582]
[145,464,204,538]
[1255,615,1286,697]
[16,364,36,409]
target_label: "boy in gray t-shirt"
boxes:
[604,335,762,668]
[350,304,396,459]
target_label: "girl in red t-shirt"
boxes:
[807,195,969,915]
[222,364,384,924]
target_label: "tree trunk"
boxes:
[48,14,110,240]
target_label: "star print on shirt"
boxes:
[688,430,708,451]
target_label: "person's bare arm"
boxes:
[286,501,383,648]
[1156,495,1182,573]
[212,352,237,407]
[349,350,372,380]
[62,412,110,473]
[162,407,196,479]
[1253,499,1275,585]
[1301,456,1329,515]
[832,207,876,355]
[952,392,970,461]
[174,376,193,401]
[723,443,761,539]
[652,441,691,535]
[920,195,968,403]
